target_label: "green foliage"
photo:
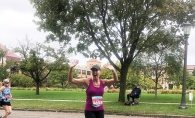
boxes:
[30,0,195,102]
[0,60,19,81]
[147,89,195,94]
[126,67,156,90]
[166,55,183,89]
[100,68,113,79]
[48,63,76,88]
[192,68,195,76]
[0,48,7,59]
[14,37,69,95]
[107,89,119,93]
[0,66,8,81]
[186,76,195,89]
[100,67,120,88]
[10,74,34,87]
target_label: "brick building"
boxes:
[75,58,102,78]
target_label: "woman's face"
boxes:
[91,69,100,77]
[4,82,10,87]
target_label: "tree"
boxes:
[0,66,8,81]
[14,37,69,95]
[128,61,156,90]
[46,46,73,88]
[100,66,120,88]
[48,63,77,88]
[145,32,183,98]
[186,72,195,89]
[0,48,7,66]
[0,48,8,80]
[30,0,195,102]
[0,48,19,80]
[192,68,195,76]
[166,55,183,89]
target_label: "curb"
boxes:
[12,108,195,118]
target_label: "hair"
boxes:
[3,78,9,83]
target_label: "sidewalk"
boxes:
[9,99,194,118]
[0,110,151,118]
[14,98,195,105]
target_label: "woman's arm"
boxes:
[10,93,14,100]
[68,60,88,87]
[0,86,4,92]
[102,64,118,86]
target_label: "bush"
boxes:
[147,89,195,94]
[147,90,155,94]
[107,89,119,93]
[10,74,34,87]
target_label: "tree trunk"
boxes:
[36,82,39,95]
[118,64,129,102]
[154,78,158,98]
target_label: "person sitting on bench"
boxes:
[127,84,141,104]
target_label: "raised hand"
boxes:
[69,60,79,68]
[103,64,115,71]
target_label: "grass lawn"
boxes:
[10,89,195,117]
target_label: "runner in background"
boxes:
[0,78,13,118]
[0,82,2,108]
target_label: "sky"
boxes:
[0,0,195,66]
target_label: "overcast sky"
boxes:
[0,0,195,66]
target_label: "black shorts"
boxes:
[0,100,2,107]
[2,101,11,106]
[85,110,104,118]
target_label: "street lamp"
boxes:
[179,22,191,109]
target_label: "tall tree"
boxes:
[30,0,195,102]
[14,37,68,95]
[166,55,183,89]
[144,27,184,98]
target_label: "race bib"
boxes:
[92,96,103,108]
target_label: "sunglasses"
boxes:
[91,69,98,71]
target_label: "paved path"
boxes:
[0,110,151,118]
[1,99,192,118]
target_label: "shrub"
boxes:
[147,90,155,94]
[10,74,34,87]
[147,89,195,94]
[107,89,119,93]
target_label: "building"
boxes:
[151,65,195,90]
[187,65,195,75]
[0,43,20,66]
[75,57,195,89]
[75,58,102,78]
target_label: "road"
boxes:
[0,110,152,118]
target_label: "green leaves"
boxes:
[14,37,70,94]
[30,0,195,101]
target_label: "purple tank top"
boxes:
[85,79,104,111]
